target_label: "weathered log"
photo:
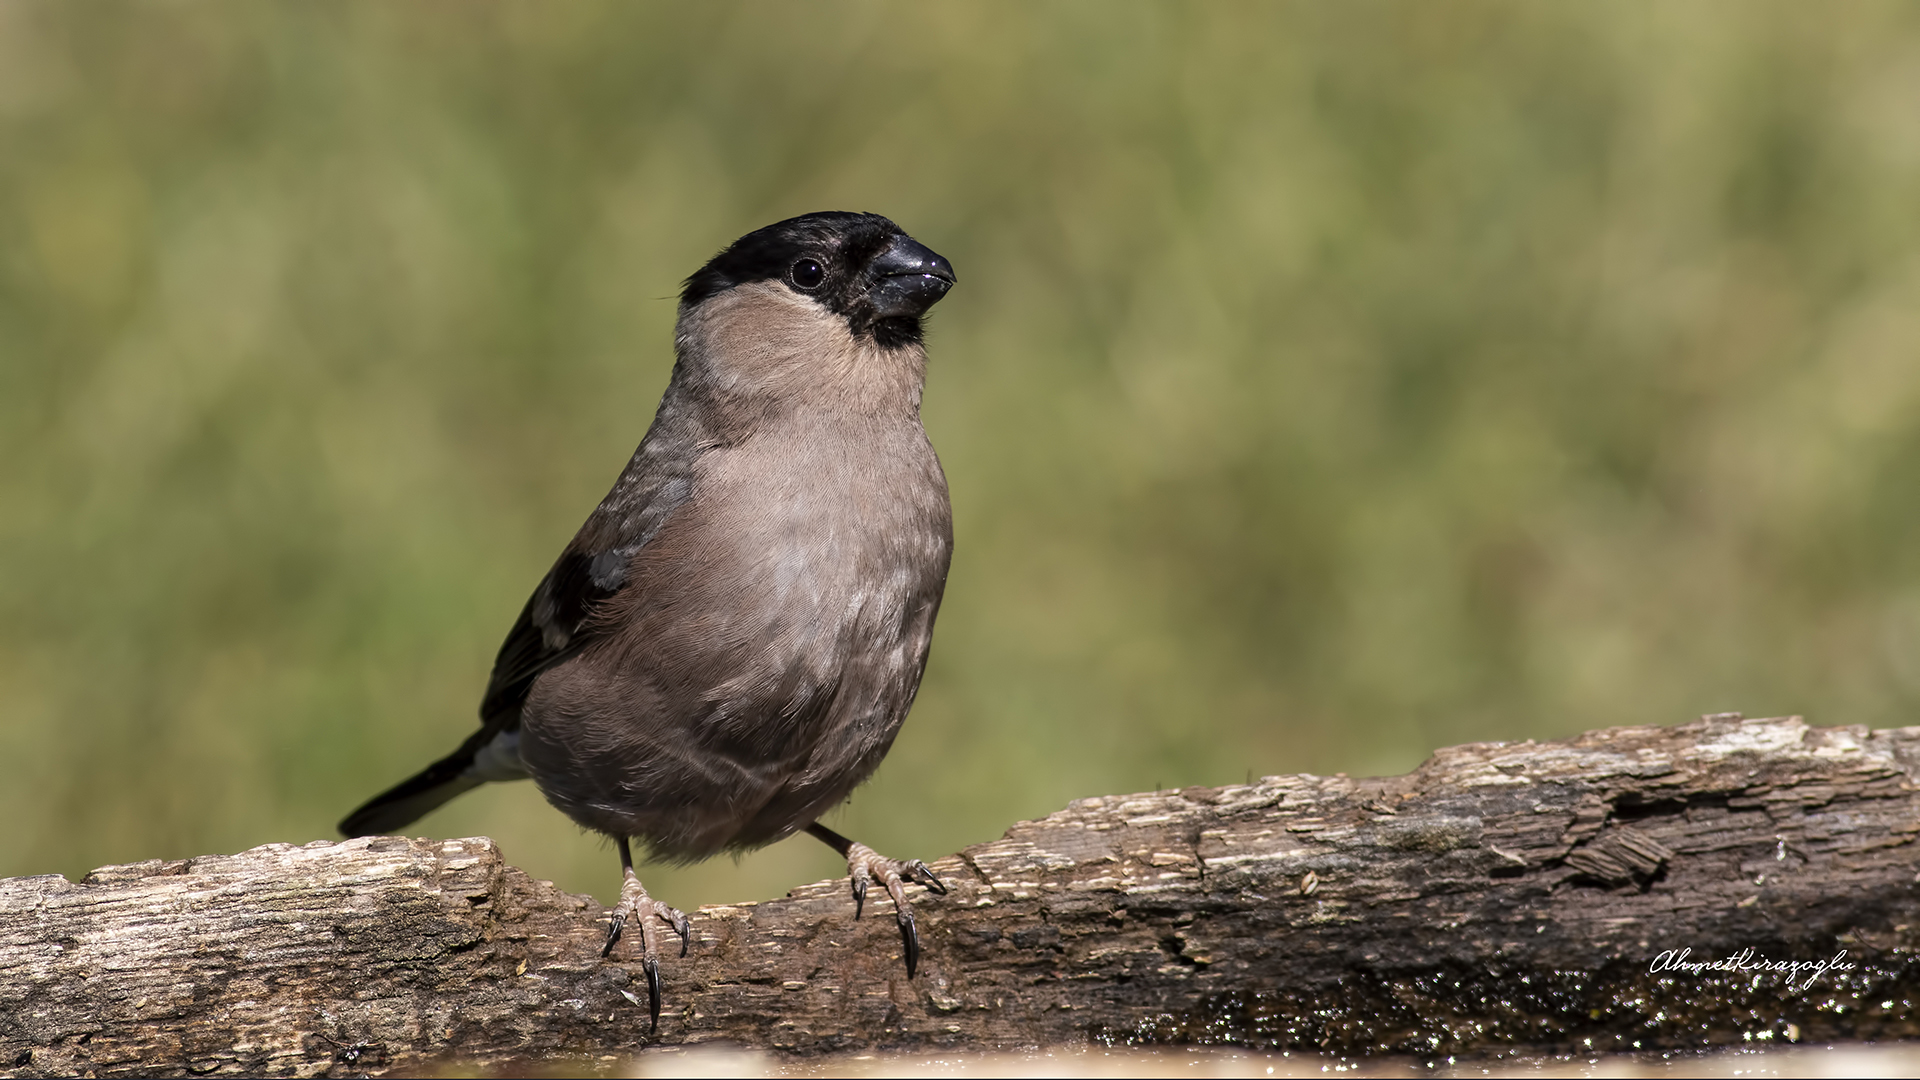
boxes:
[4,713,1919,1077]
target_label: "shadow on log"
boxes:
[5,713,1920,1076]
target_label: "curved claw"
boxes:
[601,912,626,958]
[896,903,921,978]
[675,912,692,958]
[642,955,662,1031]
[905,859,948,896]
[851,870,871,920]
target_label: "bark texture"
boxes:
[5,714,1920,1077]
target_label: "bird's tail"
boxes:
[338,725,520,838]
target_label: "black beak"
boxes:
[866,234,956,319]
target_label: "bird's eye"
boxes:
[790,258,825,290]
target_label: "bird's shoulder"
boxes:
[477,392,720,724]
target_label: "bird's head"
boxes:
[681,212,956,350]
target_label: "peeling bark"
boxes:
[5,714,1920,1077]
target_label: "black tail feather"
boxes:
[339,726,501,838]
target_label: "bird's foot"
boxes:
[601,868,690,1031]
[842,841,948,978]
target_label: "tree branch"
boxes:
[6,714,1920,1076]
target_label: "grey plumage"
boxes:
[340,212,957,1019]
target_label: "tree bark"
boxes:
[5,713,1920,1077]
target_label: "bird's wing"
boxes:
[340,395,713,839]
[338,465,694,839]
[478,441,700,730]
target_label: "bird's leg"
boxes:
[601,835,691,1031]
[805,822,947,978]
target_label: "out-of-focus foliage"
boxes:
[5,2,1920,906]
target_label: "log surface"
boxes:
[5,714,1920,1077]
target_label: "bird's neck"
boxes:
[671,283,928,425]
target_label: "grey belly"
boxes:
[514,570,935,859]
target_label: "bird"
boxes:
[339,211,957,1028]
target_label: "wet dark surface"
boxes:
[457,1041,1920,1077]
[1104,950,1920,1055]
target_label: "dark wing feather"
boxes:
[477,551,614,725]
[475,382,716,729]
[480,458,697,730]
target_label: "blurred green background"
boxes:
[5,1,1920,908]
